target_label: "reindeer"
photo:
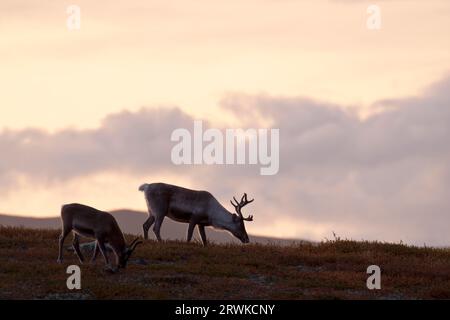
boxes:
[138,183,254,245]
[57,203,142,270]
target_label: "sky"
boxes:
[1,0,450,245]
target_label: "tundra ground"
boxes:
[0,227,449,299]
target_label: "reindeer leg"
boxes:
[147,199,168,242]
[72,233,84,264]
[143,215,155,240]
[91,241,99,263]
[153,216,165,242]
[198,225,207,246]
[97,240,111,267]
[187,220,196,242]
[57,227,71,263]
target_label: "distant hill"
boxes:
[0,210,301,245]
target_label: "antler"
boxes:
[128,237,143,251]
[230,193,254,221]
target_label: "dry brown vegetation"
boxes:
[1,226,450,300]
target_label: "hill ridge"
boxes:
[0,210,302,245]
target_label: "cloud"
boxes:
[1,75,450,245]
[220,75,450,244]
[0,107,193,184]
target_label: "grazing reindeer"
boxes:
[57,203,142,269]
[139,183,254,245]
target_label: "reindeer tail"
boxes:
[138,183,149,192]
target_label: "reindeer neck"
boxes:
[110,233,126,256]
[209,201,234,230]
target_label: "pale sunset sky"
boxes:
[1,0,450,245]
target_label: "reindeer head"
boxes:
[118,237,143,268]
[230,193,254,243]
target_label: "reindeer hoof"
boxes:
[104,265,118,273]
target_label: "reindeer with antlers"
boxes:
[57,203,142,270]
[139,183,255,245]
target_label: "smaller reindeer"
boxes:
[57,203,142,270]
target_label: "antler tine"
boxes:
[238,193,254,208]
[130,239,143,252]
[230,197,239,209]
[231,196,243,217]
[128,237,140,247]
[243,193,254,205]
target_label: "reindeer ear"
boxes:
[232,214,239,222]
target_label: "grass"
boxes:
[0,226,450,299]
